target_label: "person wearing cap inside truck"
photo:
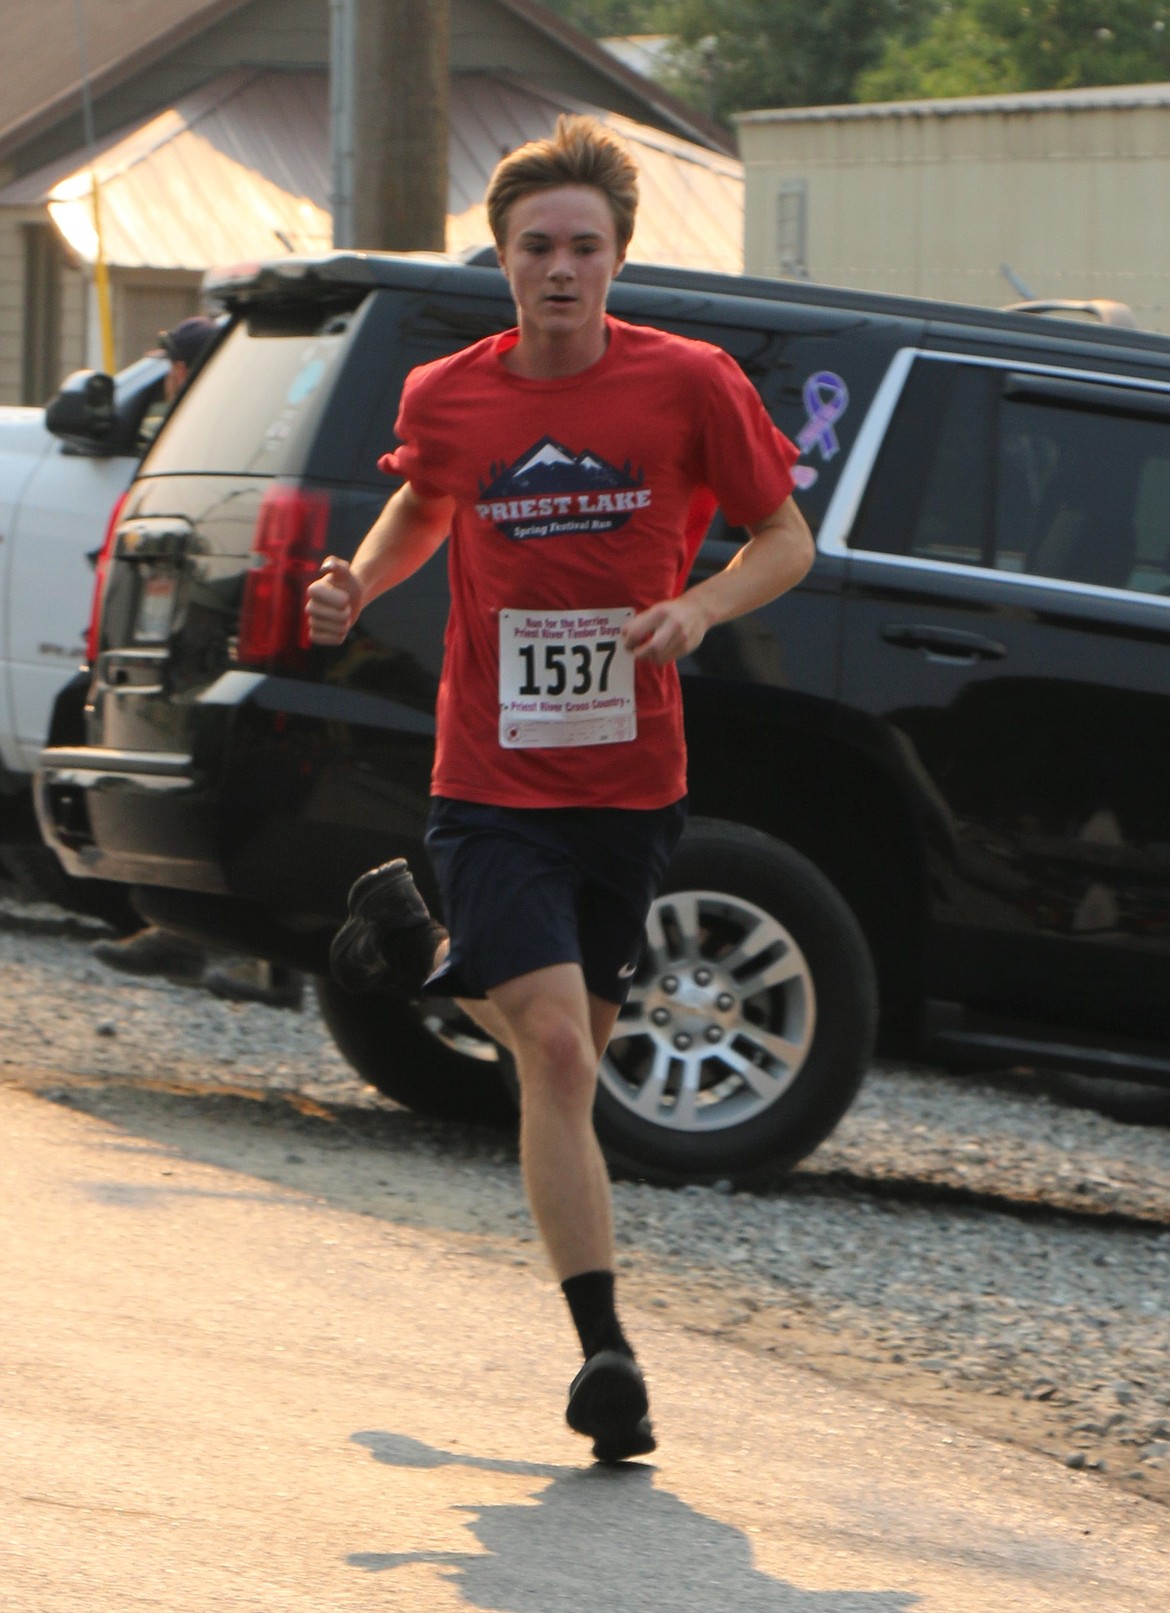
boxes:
[133,315,222,452]
[305,116,814,1461]
[160,315,219,394]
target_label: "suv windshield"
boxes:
[141,305,355,477]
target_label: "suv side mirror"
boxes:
[44,369,116,448]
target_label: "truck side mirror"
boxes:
[44,370,116,448]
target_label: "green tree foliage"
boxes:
[543,0,1170,114]
[859,1,1170,100]
[663,1,938,116]
[542,2,938,115]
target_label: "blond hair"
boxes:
[486,115,639,254]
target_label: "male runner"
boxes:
[305,116,813,1462]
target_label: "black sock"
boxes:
[561,1269,634,1361]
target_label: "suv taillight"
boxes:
[86,490,131,665]
[237,485,330,670]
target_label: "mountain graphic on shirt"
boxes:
[476,436,648,541]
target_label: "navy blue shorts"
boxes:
[421,796,687,1005]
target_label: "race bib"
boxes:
[498,607,636,749]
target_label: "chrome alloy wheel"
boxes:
[600,889,817,1133]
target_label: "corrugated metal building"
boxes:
[1,68,739,336]
[737,83,1170,334]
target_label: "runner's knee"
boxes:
[511,1006,595,1103]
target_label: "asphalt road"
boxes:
[4,1078,1170,1612]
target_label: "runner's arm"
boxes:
[305,483,456,644]
[622,495,814,665]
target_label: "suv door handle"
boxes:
[881,623,1007,662]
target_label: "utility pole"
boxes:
[331,0,450,253]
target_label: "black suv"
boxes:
[38,251,1170,1182]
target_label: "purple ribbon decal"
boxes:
[796,371,849,461]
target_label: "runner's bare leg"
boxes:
[484,962,620,1279]
[416,933,517,1055]
[455,997,517,1057]
[431,936,622,1274]
[426,935,612,1083]
[452,984,617,1069]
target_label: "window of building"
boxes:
[776,180,808,280]
[21,223,62,404]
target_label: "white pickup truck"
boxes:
[0,357,168,910]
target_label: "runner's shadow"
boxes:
[348,1432,917,1612]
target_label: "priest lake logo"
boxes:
[476,436,650,541]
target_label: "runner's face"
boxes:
[500,186,624,347]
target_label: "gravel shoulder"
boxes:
[4,893,1170,1507]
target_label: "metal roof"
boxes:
[737,80,1170,125]
[1,0,730,165]
[12,70,332,269]
[0,0,246,159]
[446,73,742,271]
[0,67,743,274]
[600,35,677,79]
[483,0,732,153]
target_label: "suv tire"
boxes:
[314,976,517,1126]
[593,819,877,1186]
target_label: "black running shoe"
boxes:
[566,1350,657,1463]
[329,859,445,996]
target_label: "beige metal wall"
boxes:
[0,212,196,405]
[740,103,1170,334]
[0,209,85,405]
[0,210,24,400]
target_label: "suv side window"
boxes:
[998,395,1170,594]
[849,359,993,564]
[1134,457,1170,594]
[852,355,1170,598]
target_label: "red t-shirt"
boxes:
[378,316,798,809]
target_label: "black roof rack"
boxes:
[202,249,1170,354]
